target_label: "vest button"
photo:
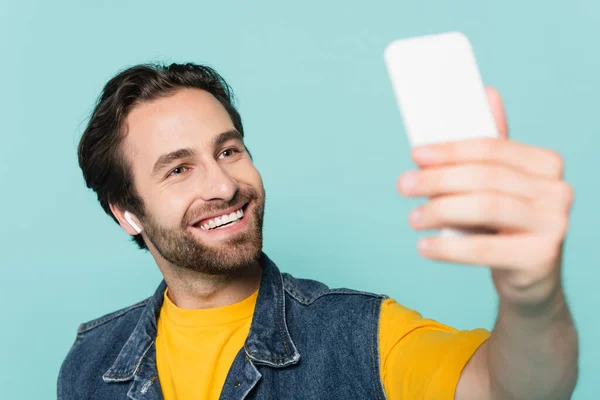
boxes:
[234,380,241,387]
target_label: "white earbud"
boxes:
[124,211,142,234]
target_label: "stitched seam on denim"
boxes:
[244,347,289,362]
[104,340,155,381]
[239,361,261,398]
[57,333,84,398]
[78,299,149,334]
[370,298,377,398]
[276,273,291,356]
[285,286,387,306]
[372,297,388,400]
[284,285,320,305]
[284,287,312,305]
[139,376,157,395]
[283,276,387,304]
[245,345,296,368]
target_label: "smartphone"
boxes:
[384,31,498,237]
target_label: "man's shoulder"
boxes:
[281,272,388,306]
[76,297,150,336]
[58,296,154,397]
[279,272,388,353]
[66,296,152,361]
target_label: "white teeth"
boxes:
[197,207,245,231]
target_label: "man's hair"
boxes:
[78,63,244,249]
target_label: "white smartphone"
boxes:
[384,31,498,237]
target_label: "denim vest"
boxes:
[58,253,388,399]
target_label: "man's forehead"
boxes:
[124,88,235,157]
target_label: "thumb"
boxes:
[486,87,509,139]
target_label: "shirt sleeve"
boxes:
[379,298,490,400]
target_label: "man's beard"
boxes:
[140,186,265,275]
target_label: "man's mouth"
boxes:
[191,203,248,231]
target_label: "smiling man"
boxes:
[58,63,578,399]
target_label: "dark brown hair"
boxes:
[78,63,244,249]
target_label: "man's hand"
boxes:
[397,87,573,311]
[396,88,578,400]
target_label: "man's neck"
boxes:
[159,260,262,310]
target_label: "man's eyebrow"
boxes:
[152,148,196,176]
[150,131,243,176]
[213,129,243,147]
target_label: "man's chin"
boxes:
[176,226,263,273]
[181,242,262,276]
[144,196,265,275]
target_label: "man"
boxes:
[58,63,578,399]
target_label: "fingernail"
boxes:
[400,172,417,194]
[409,208,422,226]
[413,147,441,163]
[418,238,430,252]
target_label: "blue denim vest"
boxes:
[58,253,388,399]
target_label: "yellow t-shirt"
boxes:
[156,290,490,400]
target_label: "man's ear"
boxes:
[110,204,143,235]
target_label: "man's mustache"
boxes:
[182,188,259,227]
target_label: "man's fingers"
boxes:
[397,164,574,212]
[409,192,568,235]
[417,234,561,270]
[412,139,565,179]
[485,87,509,139]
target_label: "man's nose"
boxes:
[196,161,238,202]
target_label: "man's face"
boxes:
[121,88,265,275]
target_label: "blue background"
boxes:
[1,0,597,398]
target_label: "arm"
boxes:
[457,287,578,400]
[397,88,579,400]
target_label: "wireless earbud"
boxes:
[124,211,142,234]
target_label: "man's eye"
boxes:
[218,148,239,159]
[168,166,188,177]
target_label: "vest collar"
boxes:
[102,252,300,383]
